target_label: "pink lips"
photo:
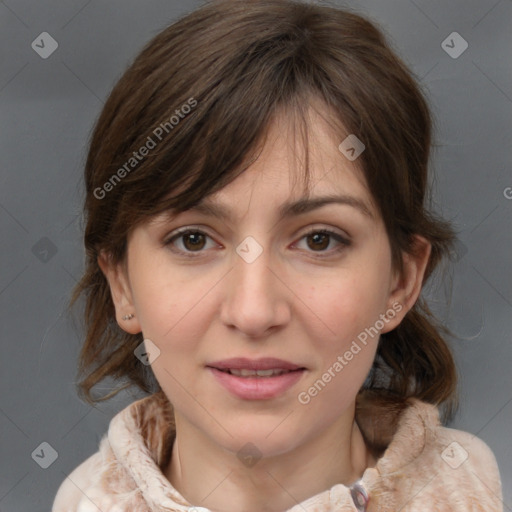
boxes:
[208,357,303,371]
[206,357,306,400]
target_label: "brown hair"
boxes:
[72,0,459,423]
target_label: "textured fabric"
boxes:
[52,390,504,511]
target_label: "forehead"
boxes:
[207,105,377,217]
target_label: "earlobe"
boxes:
[381,235,431,334]
[97,251,142,334]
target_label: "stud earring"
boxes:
[122,313,135,320]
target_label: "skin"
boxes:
[99,105,431,512]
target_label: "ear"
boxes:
[97,251,142,334]
[380,235,431,334]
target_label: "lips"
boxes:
[207,357,304,372]
[206,357,307,400]
[219,368,293,377]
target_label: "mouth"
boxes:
[214,368,301,377]
[207,357,305,373]
[206,358,307,400]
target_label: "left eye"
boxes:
[165,229,216,253]
[295,229,350,254]
[164,228,350,256]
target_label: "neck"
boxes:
[164,403,376,512]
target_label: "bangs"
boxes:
[113,91,356,237]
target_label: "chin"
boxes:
[208,415,307,460]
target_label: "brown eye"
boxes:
[306,232,330,251]
[165,229,216,255]
[295,229,351,257]
[182,232,207,251]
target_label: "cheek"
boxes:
[130,261,221,352]
[304,265,390,347]
[294,270,387,417]
[130,269,177,339]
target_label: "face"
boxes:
[101,106,429,459]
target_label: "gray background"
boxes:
[0,0,511,510]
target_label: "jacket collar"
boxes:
[107,390,440,511]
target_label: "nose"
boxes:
[219,238,291,339]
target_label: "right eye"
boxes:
[164,228,220,256]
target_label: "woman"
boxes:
[53,1,503,510]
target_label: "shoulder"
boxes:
[370,398,504,511]
[434,425,502,496]
[402,401,503,511]
[52,450,105,512]
[51,393,170,511]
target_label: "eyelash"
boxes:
[163,227,351,259]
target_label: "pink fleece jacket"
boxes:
[52,391,503,511]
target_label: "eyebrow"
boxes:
[185,194,375,222]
